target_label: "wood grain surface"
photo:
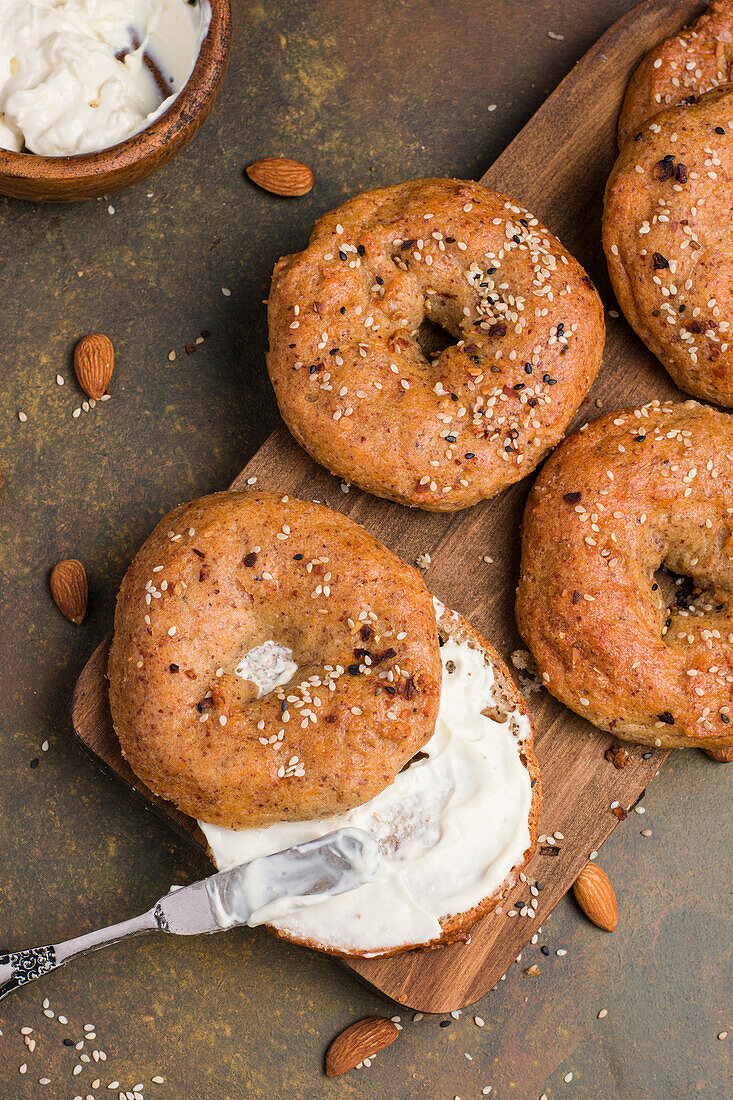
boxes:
[72,0,704,1012]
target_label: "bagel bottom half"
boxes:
[200,602,541,959]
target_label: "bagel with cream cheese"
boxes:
[109,490,540,957]
[267,178,605,511]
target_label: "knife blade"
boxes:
[0,828,382,1001]
[160,827,383,934]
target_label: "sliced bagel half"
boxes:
[200,601,541,959]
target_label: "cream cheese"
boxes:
[200,631,534,956]
[235,641,298,698]
[0,0,211,157]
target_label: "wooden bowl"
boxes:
[0,0,232,203]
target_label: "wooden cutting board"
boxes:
[72,0,705,1012]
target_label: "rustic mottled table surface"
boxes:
[0,2,730,1097]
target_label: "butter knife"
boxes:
[0,827,382,1001]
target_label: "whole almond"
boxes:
[74,334,114,399]
[572,862,617,931]
[325,1016,398,1077]
[246,157,314,197]
[50,559,88,624]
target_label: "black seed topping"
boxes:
[657,710,674,725]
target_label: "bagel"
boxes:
[618,0,733,148]
[108,491,442,828]
[109,490,540,957]
[516,400,733,753]
[604,86,733,406]
[267,178,605,511]
[200,601,540,958]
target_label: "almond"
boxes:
[50,559,88,625]
[572,862,617,931]
[246,157,314,197]
[74,334,114,399]
[325,1016,398,1077]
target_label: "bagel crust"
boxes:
[108,491,442,828]
[604,86,733,406]
[267,178,604,511]
[517,400,733,751]
[618,1,733,148]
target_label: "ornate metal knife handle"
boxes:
[0,909,158,1002]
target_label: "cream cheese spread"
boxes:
[235,641,298,698]
[0,0,210,156]
[201,630,534,956]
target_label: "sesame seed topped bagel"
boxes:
[108,491,442,829]
[516,400,733,752]
[267,178,605,511]
[604,86,733,406]
[618,0,733,148]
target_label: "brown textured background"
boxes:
[0,1,731,1097]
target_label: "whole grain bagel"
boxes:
[267,178,605,511]
[516,400,733,752]
[108,491,442,828]
[604,86,733,406]
[618,0,733,148]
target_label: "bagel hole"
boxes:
[415,317,455,363]
[653,566,710,615]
